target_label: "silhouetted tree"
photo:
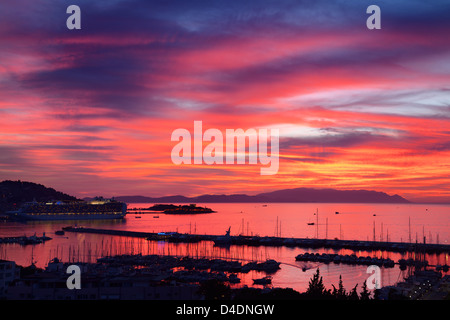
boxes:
[331,275,347,299]
[348,284,359,300]
[306,268,331,298]
[197,279,231,300]
[360,280,372,300]
[307,268,324,294]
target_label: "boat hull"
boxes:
[6,200,127,221]
[6,212,126,221]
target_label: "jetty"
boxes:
[0,233,52,245]
[296,252,396,267]
[63,227,450,254]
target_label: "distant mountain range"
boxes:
[0,181,412,212]
[95,188,411,204]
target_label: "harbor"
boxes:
[63,226,450,255]
[1,202,449,299]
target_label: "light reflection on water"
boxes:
[0,202,449,293]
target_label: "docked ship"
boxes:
[6,198,127,220]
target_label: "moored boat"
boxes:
[253,276,272,285]
[6,198,127,220]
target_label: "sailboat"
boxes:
[214,227,232,247]
[253,276,272,285]
[308,208,318,225]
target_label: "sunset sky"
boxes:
[0,0,449,202]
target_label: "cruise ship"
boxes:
[6,198,127,220]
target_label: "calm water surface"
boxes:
[1,203,449,294]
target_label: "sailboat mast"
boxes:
[373,221,376,242]
[409,216,411,244]
[316,208,319,239]
[276,216,278,237]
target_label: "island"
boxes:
[154,204,215,215]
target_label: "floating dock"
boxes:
[63,226,450,254]
[0,233,52,245]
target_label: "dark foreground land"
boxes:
[2,252,449,300]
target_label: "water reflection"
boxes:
[1,202,449,294]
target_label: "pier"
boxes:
[63,227,450,254]
[0,233,52,245]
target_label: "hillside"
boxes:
[0,180,79,213]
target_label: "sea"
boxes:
[1,202,449,294]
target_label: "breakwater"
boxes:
[98,254,281,274]
[296,252,396,267]
[63,226,450,254]
[0,233,52,245]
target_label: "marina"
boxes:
[63,226,450,254]
[1,202,449,297]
